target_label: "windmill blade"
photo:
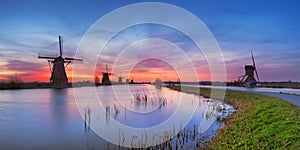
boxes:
[65,57,83,61]
[59,35,63,57]
[38,56,56,59]
[106,64,109,73]
[251,51,260,82]
[239,75,247,85]
[251,51,256,69]
[64,61,72,68]
[254,67,259,83]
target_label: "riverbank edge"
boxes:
[0,82,149,90]
[167,85,300,149]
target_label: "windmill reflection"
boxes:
[50,89,68,122]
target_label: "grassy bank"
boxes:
[168,86,300,149]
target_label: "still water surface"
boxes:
[186,85,300,107]
[0,85,233,149]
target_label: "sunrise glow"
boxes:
[1,1,299,83]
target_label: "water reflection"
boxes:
[98,85,179,128]
[0,85,235,149]
[0,88,107,149]
[74,85,235,148]
[50,89,67,122]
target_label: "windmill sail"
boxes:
[65,57,83,61]
[38,55,56,59]
[59,35,63,57]
[101,64,112,85]
[38,35,83,86]
[251,51,259,82]
[237,51,259,87]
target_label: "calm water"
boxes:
[201,85,300,95]
[0,85,234,149]
[185,85,300,107]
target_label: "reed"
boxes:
[168,85,300,149]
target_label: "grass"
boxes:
[168,86,300,149]
[262,83,300,89]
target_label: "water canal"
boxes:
[0,85,234,149]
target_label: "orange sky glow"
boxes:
[0,58,213,83]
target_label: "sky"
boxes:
[0,0,300,82]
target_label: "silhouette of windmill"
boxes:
[101,64,113,85]
[117,72,126,84]
[238,51,259,87]
[117,76,123,84]
[38,35,83,85]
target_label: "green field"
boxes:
[168,86,300,149]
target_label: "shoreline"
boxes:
[0,82,151,90]
[167,85,300,149]
[0,82,91,90]
[2,82,300,90]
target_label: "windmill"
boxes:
[238,51,260,87]
[117,72,126,84]
[101,64,113,85]
[125,78,130,84]
[117,76,123,84]
[38,35,83,85]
